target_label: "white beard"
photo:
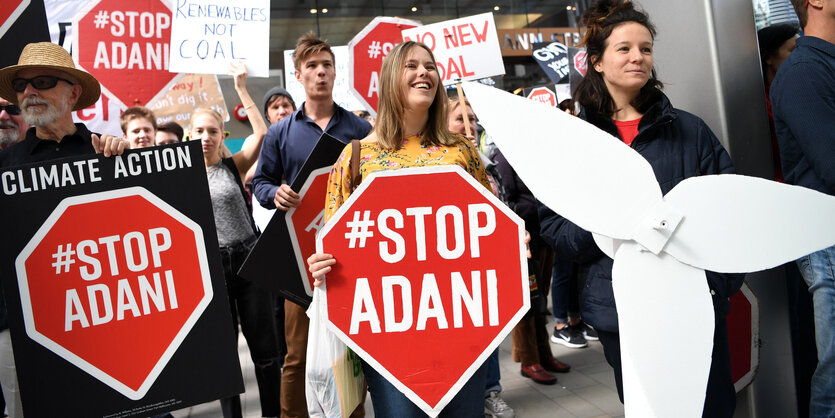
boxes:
[21,96,69,126]
[0,121,20,147]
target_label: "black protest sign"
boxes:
[239,133,346,308]
[532,42,570,85]
[0,141,243,417]
[0,0,50,68]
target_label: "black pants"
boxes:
[597,314,735,418]
[219,238,282,418]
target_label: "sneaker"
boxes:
[485,390,516,418]
[579,322,599,341]
[551,325,588,348]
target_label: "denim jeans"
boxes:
[797,244,835,418]
[363,359,488,417]
[219,238,282,418]
[484,349,501,395]
[551,258,580,324]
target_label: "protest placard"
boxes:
[147,72,229,126]
[72,0,183,111]
[532,41,570,84]
[318,166,528,416]
[169,0,269,77]
[401,13,504,85]
[239,133,347,308]
[0,141,243,417]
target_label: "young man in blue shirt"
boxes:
[252,32,371,417]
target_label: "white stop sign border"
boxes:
[14,186,213,400]
[316,164,530,417]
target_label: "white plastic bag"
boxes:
[305,286,365,417]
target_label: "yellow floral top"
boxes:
[324,134,491,221]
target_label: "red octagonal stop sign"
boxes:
[73,0,180,109]
[348,16,420,117]
[287,166,332,297]
[15,187,212,400]
[317,165,528,416]
[527,86,556,107]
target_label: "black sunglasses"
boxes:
[11,75,75,92]
[0,104,21,115]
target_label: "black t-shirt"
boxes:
[0,123,96,169]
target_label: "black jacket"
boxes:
[538,92,744,332]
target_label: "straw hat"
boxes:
[0,42,101,111]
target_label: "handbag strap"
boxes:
[351,139,361,192]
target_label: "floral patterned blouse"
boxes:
[324,134,491,221]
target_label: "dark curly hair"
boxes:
[573,0,663,117]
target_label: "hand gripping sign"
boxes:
[316,165,529,416]
[15,187,213,400]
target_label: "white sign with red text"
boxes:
[317,165,528,417]
[401,13,504,86]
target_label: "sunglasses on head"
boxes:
[0,104,21,115]
[11,75,75,92]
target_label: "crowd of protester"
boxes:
[0,0,832,417]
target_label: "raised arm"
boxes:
[229,60,268,179]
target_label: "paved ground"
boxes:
[171,314,624,418]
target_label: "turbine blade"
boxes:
[663,174,835,273]
[462,82,662,240]
[613,242,714,418]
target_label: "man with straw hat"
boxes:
[0,41,128,167]
[0,41,129,418]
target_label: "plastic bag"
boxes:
[305,286,365,417]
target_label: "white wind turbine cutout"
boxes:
[461,81,835,417]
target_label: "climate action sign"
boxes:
[0,142,243,417]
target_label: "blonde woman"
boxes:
[193,61,278,418]
[307,41,491,417]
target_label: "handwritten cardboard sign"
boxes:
[401,13,504,85]
[169,0,269,77]
[147,73,229,126]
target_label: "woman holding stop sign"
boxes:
[307,41,493,417]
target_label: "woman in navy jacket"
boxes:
[538,1,744,416]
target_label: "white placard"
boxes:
[169,0,270,77]
[401,13,504,86]
[283,46,366,111]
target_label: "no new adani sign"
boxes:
[0,142,242,417]
[73,0,181,109]
[317,166,528,416]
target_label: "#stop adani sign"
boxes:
[348,16,420,116]
[527,86,557,107]
[317,165,528,416]
[73,0,180,109]
[16,187,212,400]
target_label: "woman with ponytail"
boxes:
[538,1,743,416]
